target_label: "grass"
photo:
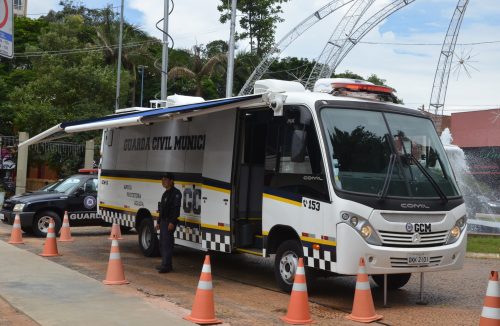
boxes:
[467,234,500,254]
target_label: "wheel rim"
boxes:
[279,250,298,285]
[37,216,52,233]
[141,224,152,249]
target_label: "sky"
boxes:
[28,0,500,114]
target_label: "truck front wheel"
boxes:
[138,219,160,257]
[372,273,412,290]
[274,239,304,293]
[33,211,61,238]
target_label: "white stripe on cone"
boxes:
[202,264,211,273]
[481,306,500,320]
[292,282,307,292]
[47,233,56,238]
[197,280,213,290]
[109,252,121,260]
[486,280,500,297]
[356,282,371,290]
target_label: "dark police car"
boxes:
[1,170,102,237]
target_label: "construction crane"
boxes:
[317,0,417,82]
[305,0,375,91]
[238,0,355,96]
[429,0,470,118]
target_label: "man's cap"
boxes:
[162,172,175,180]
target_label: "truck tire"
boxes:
[372,273,412,290]
[274,239,304,293]
[33,211,61,238]
[138,219,160,257]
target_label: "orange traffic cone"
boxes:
[184,255,222,325]
[281,257,314,325]
[40,218,60,257]
[346,257,383,323]
[103,239,129,285]
[108,222,123,240]
[59,211,74,242]
[8,214,24,244]
[480,271,500,326]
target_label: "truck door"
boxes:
[262,106,331,265]
[67,177,99,226]
[200,111,236,253]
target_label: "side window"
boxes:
[265,106,329,201]
[84,179,97,193]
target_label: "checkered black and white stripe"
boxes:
[100,209,135,228]
[175,225,201,244]
[202,231,231,253]
[303,246,336,272]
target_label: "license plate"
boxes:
[407,254,429,265]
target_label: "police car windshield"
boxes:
[321,108,461,198]
[51,176,85,194]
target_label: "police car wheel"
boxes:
[372,273,412,290]
[138,219,160,257]
[33,211,61,238]
[274,239,304,293]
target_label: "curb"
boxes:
[466,252,500,259]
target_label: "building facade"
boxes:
[13,0,28,17]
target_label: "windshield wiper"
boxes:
[378,153,396,201]
[407,154,448,203]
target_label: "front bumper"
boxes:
[336,223,466,275]
[0,210,35,227]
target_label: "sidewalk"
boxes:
[0,240,190,326]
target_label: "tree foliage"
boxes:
[218,0,289,57]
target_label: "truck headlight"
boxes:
[361,225,372,238]
[340,211,381,246]
[446,216,466,244]
[13,203,26,212]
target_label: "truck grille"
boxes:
[380,213,446,223]
[390,256,443,268]
[378,230,449,247]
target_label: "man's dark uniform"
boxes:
[158,184,182,271]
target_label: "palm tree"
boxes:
[93,6,156,106]
[168,46,226,97]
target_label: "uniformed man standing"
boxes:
[156,172,182,273]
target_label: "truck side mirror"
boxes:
[291,129,307,163]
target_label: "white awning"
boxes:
[19,94,265,147]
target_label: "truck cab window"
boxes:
[265,106,329,201]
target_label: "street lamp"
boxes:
[138,65,147,107]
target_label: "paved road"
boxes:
[0,223,496,325]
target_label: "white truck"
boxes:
[21,79,467,292]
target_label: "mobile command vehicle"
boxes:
[20,79,467,291]
[1,170,108,237]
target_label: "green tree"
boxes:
[218,0,289,57]
[168,46,226,98]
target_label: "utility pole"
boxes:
[160,0,170,101]
[139,65,147,107]
[115,0,125,111]
[226,0,237,98]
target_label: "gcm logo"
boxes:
[183,187,201,215]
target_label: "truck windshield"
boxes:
[320,108,460,198]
